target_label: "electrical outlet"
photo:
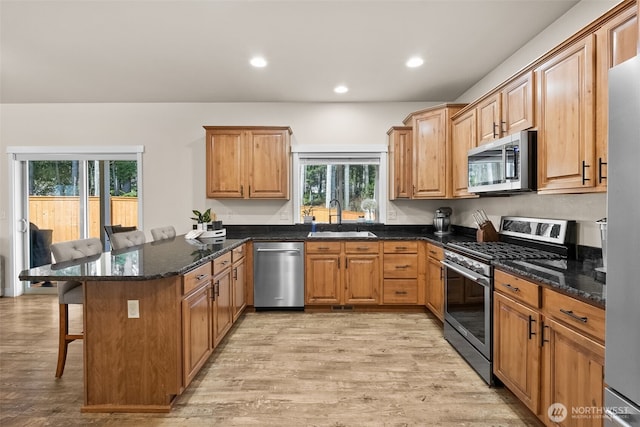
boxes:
[388,209,397,220]
[127,300,140,318]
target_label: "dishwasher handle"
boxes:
[256,248,302,254]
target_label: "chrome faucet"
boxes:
[329,199,342,225]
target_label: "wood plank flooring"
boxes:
[0,295,543,426]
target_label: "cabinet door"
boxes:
[232,258,246,322]
[247,129,290,199]
[412,110,447,198]
[182,284,212,387]
[305,254,341,304]
[502,71,535,135]
[493,293,541,414]
[477,93,501,145]
[344,255,380,304]
[206,129,245,198]
[595,7,638,191]
[388,127,412,200]
[451,109,477,198]
[541,317,605,427]
[213,269,233,347]
[536,36,595,193]
[425,255,444,321]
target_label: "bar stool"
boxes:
[50,237,103,378]
[150,226,176,241]
[110,230,146,250]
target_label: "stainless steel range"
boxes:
[442,216,572,385]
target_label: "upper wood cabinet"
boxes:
[477,71,535,146]
[595,6,638,191]
[387,126,412,200]
[204,126,292,199]
[451,108,478,198]
[535,35,596,193]
[402,104,465,199]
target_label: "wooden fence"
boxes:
[29,196,138,243]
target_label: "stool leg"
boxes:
[55,304,69,378]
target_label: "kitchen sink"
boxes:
[307,231,377,238]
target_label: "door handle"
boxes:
[18,218,28,233]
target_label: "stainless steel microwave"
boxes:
[467,130,536,194]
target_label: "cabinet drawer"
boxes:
[344,241,379,254]
[213,252,232,274]
[383,254,418,278]
[183,262,212,295]
[383,280,419,304]
[383,241,418,253]
[306,241,341,254]
[494,269,541,308]
[232,244,245,262]
[542,288,605,343]
[426,243,444,260]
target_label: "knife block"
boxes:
[476,222,499,242]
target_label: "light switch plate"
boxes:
[127,300,140,318]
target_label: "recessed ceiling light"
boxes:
[250,57,267,68]
[334,85,349,94]
[406,56,424,68]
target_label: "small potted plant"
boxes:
[191,209,212,231]
[302,206,315,224]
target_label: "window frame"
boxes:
[292,144,388,224]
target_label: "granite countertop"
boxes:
[19,236,248,282]
[493,258,605,307]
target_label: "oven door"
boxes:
[442,260,492,360]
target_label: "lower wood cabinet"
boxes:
[305,241,381,305]
[493,269,605,427]
[213,252,233,347]
[182,282,212,387]
[425,243,444,320]
[382,241,420,305]
[231,244,247,322]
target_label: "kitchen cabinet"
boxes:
[476,71,535,146]
[305,241,381,305]
[493,269,605,427]
[231,244,247,322]
[182,263,213,387]
[451,109,478,198]
[382,241,420,305]
[402,104,466,199]
[212,252,233,347]
[595,5,638,191]
[387,126,412,200]
[535,35,596,193]
[425,243,444,320]
[204,126,292,199]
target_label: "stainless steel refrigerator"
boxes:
[605,54,640,426]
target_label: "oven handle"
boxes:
[441,260,490,288]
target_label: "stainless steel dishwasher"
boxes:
[253,242,304,310]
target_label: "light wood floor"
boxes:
[0,295,543,426]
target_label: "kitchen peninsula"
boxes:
[19,236,247,413]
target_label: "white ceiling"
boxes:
[1,0,581,104]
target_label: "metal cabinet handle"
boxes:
[501,283,520,293]
[396,246,408,251]
[233,268,237,280]
[196,274,207,281]
[582,160,591,185]
[598,157,607,183]
[493,122,498,138]
[541,322,550,346]
[356,246,371,251]
[528,315,536,340]
[560,308,588,323]
[240,185,244,196]
[395,265,410,269]
[395,291,408,295]
[501,121,506,134]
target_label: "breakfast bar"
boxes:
[19,236,247,413]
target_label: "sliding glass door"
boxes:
[7,147,143,296]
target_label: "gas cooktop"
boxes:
[446,241,564,261]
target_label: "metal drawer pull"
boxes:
[195,274,208,281]
[501,283,520,292]
[395,246,408,250]
[395,291,408,295]
[356,247,371,251]
[528,315,536,339]
[560,309,588,323]
[395,265,410,269]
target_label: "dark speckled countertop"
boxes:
[493,258,605,308]
[19,223,605,308]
